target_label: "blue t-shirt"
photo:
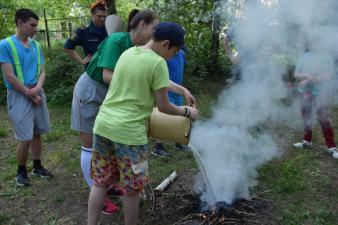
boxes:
[0,35,45,89]
[167,50,185,105]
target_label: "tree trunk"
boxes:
[209,0,221,75]
[106,0,117,15]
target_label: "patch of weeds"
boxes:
[0,125,7,138]
[44,129,64,142]
[280,204,337,225]
[259,152,317,195]
[280,204,310,225]
[53,195,65,204]
[0,212,12,224]
[312,207,337,225]
[46,213,60,225]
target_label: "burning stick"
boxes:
[154,171,178,193]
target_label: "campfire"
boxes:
[199,201,232,224]
[171,195,268,225]
[195,197,267,225]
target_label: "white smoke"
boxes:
[190,0,338,206]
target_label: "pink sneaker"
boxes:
[102,199,119,215]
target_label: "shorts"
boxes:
[7,88,50,141]
[91,134,149,193]
[71,73,108,133]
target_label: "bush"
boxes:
[43,41,83,104]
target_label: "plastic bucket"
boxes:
[148,108,191,144]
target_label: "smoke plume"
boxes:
[190,0,338,206]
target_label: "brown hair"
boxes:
[15,8,39,26]
[127,9,157,32]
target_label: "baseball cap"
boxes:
[153,22,188,52]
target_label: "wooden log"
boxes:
[154,171,178,193]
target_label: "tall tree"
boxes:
[106,0,117,14]
[209,0,222,75]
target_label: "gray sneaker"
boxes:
[31,167,53,178]
[175,143,189,151]
[328,147,338,159]
[293,140,312,149]
[16,173,30,186]
[151,146,172,157]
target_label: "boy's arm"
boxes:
[155,87,198,120]
[223,35,239,64]
[167,80,196,106]
[64,48,92,65]
[1,63,42,105]
[27,65,45,97]
[1,63,30,95]
[102,68,114,84]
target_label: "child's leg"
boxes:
[88,186,107,225]
[316,104,336,148]
[301,95,313,142]
[81,147,93,187]
[122,192,139,225]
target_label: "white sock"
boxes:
[81,147,93,187]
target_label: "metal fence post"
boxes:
[44,9,51,48]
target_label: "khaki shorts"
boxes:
[7,88,50,141]
[91,134,149,193]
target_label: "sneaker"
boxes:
[151,146,172,157]
[16,172,30,187]
[293,140,312,149]
[328,147,338,159]
[31,167,53,178]
[175,143,189,151]
[107,185,124,197]
[102,199,119,215]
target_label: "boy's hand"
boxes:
[26,86,41,97]
[82,54,92,65]
[27,95,42,106]
[183,89,196,106]
[187,106,198,121]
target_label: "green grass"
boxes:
[0,81,338,224]
[0,125,7,138]
[0,212,12,225]
[258,141,338,224]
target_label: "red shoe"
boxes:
[107,185,125,197]
[102,199,119,215]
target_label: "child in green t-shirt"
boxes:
[87,22,198,225]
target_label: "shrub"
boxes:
[43,41,84,104]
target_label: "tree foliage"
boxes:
[0,0,241,104]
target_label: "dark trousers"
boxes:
[301,94,336,148]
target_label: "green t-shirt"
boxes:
[93,47,170,145]
[86,32,132,83]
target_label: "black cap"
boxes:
[153,22,188,52]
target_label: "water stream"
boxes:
[188,143,216,203]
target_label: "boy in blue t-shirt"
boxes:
[152,50,188,157]
[0,8,53,186]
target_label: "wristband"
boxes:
[183,107,190,118]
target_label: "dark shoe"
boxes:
[175,143,188,151]
[151,146,172,157]
[107,185,124,197]
[16,173,30,186]
[31,167,53,178]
